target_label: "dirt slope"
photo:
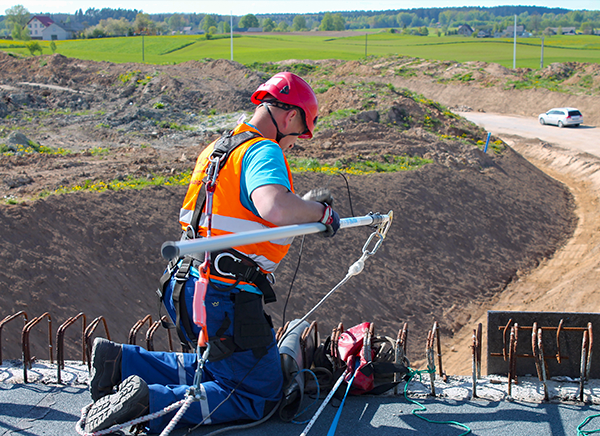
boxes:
[0,53,579,368]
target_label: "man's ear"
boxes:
[283,108,299,129]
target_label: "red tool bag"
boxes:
[336,321,410,395]
[337,322,375,394]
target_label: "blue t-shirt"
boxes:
[239,124,291,216]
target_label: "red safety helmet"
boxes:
[251,72,319,139]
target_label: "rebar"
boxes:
[538,328,548,401]
[84,316,110,370]
[128,314,153,346]
[56,313,86,384]
[580,330,589,402]
[146,316,174,352]
[471,328,478,399]
[586,322,593,383]
[0,311,28,364]
[476,322,482,379]
[22,312,53,384]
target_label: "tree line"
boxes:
[2,4,600,40]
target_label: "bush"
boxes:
[26,41,42,56]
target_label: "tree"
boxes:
[262,18,276,32]
[320,12,344,31]
[332,13,345,31]
[134,13,152,33]
[319,12,334,31]
[397,12,413,28]
[26,40,42,55]
[201,14,217,33]
[50,41,57,53]
[239,13,259,29]
[276,21,289,32]
[168,14,185,32]
[5,4,30,40]
[292,15,307,31]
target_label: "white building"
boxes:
[26,15,73,40]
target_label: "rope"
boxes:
[159,395,195,436]
[291,369,321,425]
[403,367,472,436]
[578,414,600,435]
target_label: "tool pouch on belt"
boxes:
[233,291,274,358]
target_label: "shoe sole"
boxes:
[85,375,149,433]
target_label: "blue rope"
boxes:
[291,369,321,425]
[578,414,600,435]
[404,367,472,436]
[327,361,359,436]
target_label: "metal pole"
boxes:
[365,33,367,57]
[540,35,544,69]
[230,12,233,61]
[161,213,392,260]
[513,15,517,69]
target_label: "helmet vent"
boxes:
[280,85,290,95]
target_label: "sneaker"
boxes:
[89,337,123,401]
[85,375,149,433]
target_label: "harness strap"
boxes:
[185,130,261,240]
[172,257,197,349]
[211,249,277,304]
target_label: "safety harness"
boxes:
[157,129,277,353]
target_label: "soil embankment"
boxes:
[0,53,584,369]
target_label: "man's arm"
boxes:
[251,184,325,226]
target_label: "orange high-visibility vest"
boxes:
[179,123,295,274]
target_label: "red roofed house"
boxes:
[27,15,73,40]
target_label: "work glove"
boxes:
[319,204,340,238]
[302,188,334,207]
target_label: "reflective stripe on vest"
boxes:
[179,123,294,273]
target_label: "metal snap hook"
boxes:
[214,252,241,278]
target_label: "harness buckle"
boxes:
[214,252,241,278]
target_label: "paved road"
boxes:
[458,112,600,158]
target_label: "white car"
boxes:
[538,107,583,128]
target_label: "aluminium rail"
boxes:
[161,212,392,261]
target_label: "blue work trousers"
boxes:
[121,278,283,433]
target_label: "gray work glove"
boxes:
[302,188,334,207]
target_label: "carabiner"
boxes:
[214,252,241,278]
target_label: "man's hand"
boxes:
[302,188,334,207]
[320,204,340,238]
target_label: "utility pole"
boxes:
[513,15,517,69]
[540,35,544,69]
[365,33,367,57]
[230,12,233,61]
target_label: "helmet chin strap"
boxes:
[260,102,303,143]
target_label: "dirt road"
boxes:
[442,112,600,375]
[460,112,600,157]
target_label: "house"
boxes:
[457,24,474,36]
[548,27,576,35]
[27,15,54,39]
[27,15,73,40]
[477,30,491,38]
[504,25,525,37]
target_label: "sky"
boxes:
[3,0,599,16]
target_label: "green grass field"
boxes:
[2,31,599,68]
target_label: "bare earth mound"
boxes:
[0,54,576,365]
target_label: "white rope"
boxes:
[159,395,195,436]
